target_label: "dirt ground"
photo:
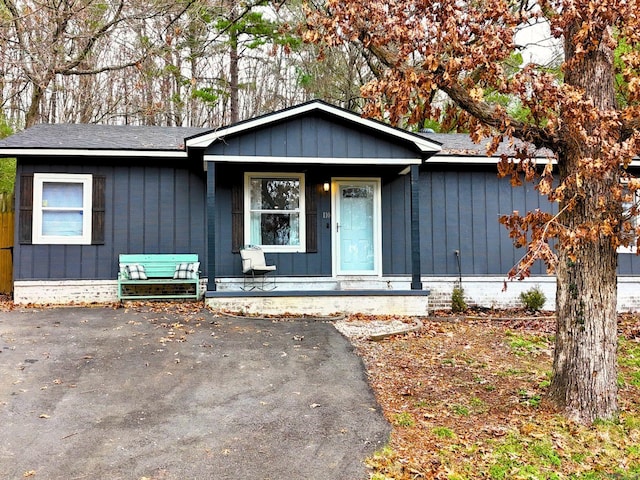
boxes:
[0,304,390,480]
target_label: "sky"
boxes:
[514,19,562,66]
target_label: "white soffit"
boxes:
[430,154,556,165]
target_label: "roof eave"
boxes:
[0,148,189,158]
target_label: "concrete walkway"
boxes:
[0,306,390,479]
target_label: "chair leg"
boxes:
[242,272,256,291]
[241,270,276,291]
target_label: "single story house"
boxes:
[1,100,639,314]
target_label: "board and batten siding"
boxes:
[205,114,421,159]
[420,166,550,276]
[420,165,640,276]
[14,157,207,281]
[211,164,332,277]
[381,173,412,275]
[211,163,415,278]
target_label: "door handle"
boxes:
[336,223,340,233]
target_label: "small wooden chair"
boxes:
[240,246,277,290]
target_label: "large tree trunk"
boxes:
[549,21,619,423]
[550,176,619,423]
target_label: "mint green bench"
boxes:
[118,254,200,301]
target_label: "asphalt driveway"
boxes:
[0,305,390,480]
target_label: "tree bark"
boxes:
[550,167,619,423]
[549,21,619,423]
[229,26,240,124]
[25,82,44,127]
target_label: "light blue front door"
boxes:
[334,180,380,275]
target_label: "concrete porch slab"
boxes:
[205,289,430,316]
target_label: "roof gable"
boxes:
[203,110,427,163]
[186,100,442,156]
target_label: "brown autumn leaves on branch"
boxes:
[303,0,640,279]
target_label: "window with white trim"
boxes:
[244,173,305,252]
[32,173,93,244]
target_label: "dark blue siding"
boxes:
[381,175,411,274]
[14,157,207,281]
[16,154,640,282]
[212,165,334,277]
[420,167,549,276]
[212,164,410,277]
[206,114,420,160]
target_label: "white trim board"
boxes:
[0,149,188,158]
[204,155,423,165]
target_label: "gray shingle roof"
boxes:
[0,123,555,160]
[0,124,210,151]
[422,132,553,158]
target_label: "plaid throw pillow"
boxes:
[173,262,199,280]
[125,264,147,280]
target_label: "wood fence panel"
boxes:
[0,193,14,294]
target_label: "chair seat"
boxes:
[251,265,277,272]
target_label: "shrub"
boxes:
[520,286,547,311]
[451,286,467,313]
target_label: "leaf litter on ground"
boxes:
[337,310,640,480]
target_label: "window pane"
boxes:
[42,182,83,208]
[42,211,84,236]
[250,212,300,246]
[250,178,299,210]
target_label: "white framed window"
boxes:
[244,173,305,252]
[32,173,93,245]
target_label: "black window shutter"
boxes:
[92,175,106,245]
[231,182,243,253]
[305,182,317,253]
[18,174,33,244]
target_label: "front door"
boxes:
[333,179,381,275]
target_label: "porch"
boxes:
[205,276,430,316]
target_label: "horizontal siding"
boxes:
[14,158,207,281]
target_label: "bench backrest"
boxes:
[119,254,199,278]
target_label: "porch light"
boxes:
[323,182,330,192]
